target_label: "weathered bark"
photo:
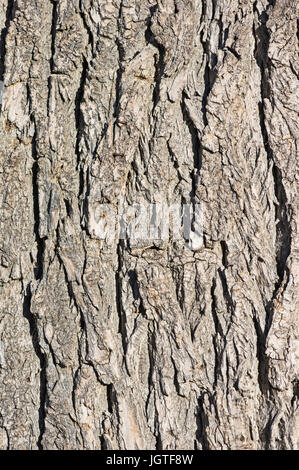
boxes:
[0,0,298,450]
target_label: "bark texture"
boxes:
[0,0,298,450]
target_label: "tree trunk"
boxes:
[0,0,298,450]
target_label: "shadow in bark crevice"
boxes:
[22,284,47,450]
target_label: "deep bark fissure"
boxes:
[252,313,271,397]
[144,8,166,114]
[49,0,58,73]
[113,1,125,121]
[113,39,124,121]
[180,92,202,202]
[253,2,291,328]
[218,269,234,316]
[30,115,45,281]
[106,384,114,414]
[75,59,91,236]
[196,393,210,450]
[0,0,15,81]
[210,279,223,388]
[200,0,217,129]
[76,4,92,214]
[71,365,81,417]
[115,241,128,367]
[75,56,88,163]
[291,381,299,407]
[146,328,163,450]
[22,285,47,450]
[151,43,166,113]
[79,0,94,55]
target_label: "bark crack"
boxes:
[0,0,15,82]
[79,0,94,55]
[113,0,124,123]
[253,1,291,328]
[115,241,129,374]
[196,392,210,450]
[27,83,46,281]
[22,284,47,450]
[49,0,58,73]
[180,92,202,202]
[200,1,217,128]
[144,6,165,113]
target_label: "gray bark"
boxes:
[0,0,298,450]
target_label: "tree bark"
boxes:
[0,0,298,450]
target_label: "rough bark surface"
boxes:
[0,0,298,450]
